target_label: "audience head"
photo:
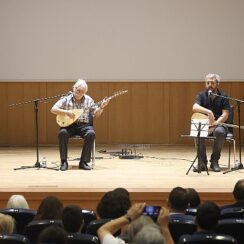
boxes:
[6,194,29,209]
[62,205,84,233]
[233,179,244,202]
[38,225,67,244]
[96,188,131,219]
[133,223,165,244]
[35,195,63,220]
[127,215,154,242]
[113,187,130,198]
[0,213,15,234]
[196,201,220,231]
[168,187,188,212]
[186,188,201,208]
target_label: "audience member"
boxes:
[34,195,63,220]
[62,204,84,233]
[133,224,165,244]
[0,213,15,234]
[186,188,201,208]
[178,201,220,243]
[37,225,68,244]
[221,179,244,209]
[126,215,154,242]
[6,194,30,209]
[96,188,131,219]
[168,187,194,221]
[113,187,131,206]
[97,203,173,244]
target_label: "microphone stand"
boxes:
[9,93,68,171]
[210,92,244,173]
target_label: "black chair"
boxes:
[86,219,111,236]
[81,209,97,233]
[0,208,36,234]
[178,233,238,244]
[0,233,30,244]
[185,208,197,216]
[168,218,197,244]
[215,218,244,244]
[220,207,244,219]
[24,219,63,244]
[67,233,99,244]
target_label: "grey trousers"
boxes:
[198,125,228,164]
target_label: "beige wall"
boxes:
[1,81,243,146]
[1,0,244,80]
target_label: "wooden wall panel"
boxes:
[0,83,8,144]
[1,81,244,146]
[0,191,235,212]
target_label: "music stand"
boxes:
[9,94,66,171]
[186,116,210,175]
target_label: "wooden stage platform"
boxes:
[0,145,243,210]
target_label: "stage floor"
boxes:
[0,145,243,209]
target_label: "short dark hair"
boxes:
[62,205,83,233]
[96,188,131,219]
[35,196,63,220]
[168,187,188,212]
[38,225,67,244]
[186,188,201,208]
[233,179,244,202]
[196,201,220,230]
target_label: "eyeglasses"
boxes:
[73,87,85,95]
[206,80,217,85]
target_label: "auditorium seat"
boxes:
[168,218,197,244]
[178,233,238,244]
[215,218,244,244]
[0,233,30,244]
[67,233,99,244]
[81,209,97,233]
[185,208,197,216]
[0,208,36,234]
[86,219,111,236]
[24,219,63,244]
[220,207,244,219]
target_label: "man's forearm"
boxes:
[98,216,130,241]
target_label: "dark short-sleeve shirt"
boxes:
[195,89,230,120]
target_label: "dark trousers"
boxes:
[58,123,95,163]
[198,125,228,164]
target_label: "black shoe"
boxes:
[210,162,221,172]
[193,165,207,172]
[79,162,91,170]
[60,161,68,171]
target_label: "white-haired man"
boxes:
[51,79,109,171]
[192,74,230,172]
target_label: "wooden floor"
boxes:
[0,144,243,210]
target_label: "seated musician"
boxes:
[192,73,230,172]
[51,78,109,171]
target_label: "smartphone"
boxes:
[143,205,161,221]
